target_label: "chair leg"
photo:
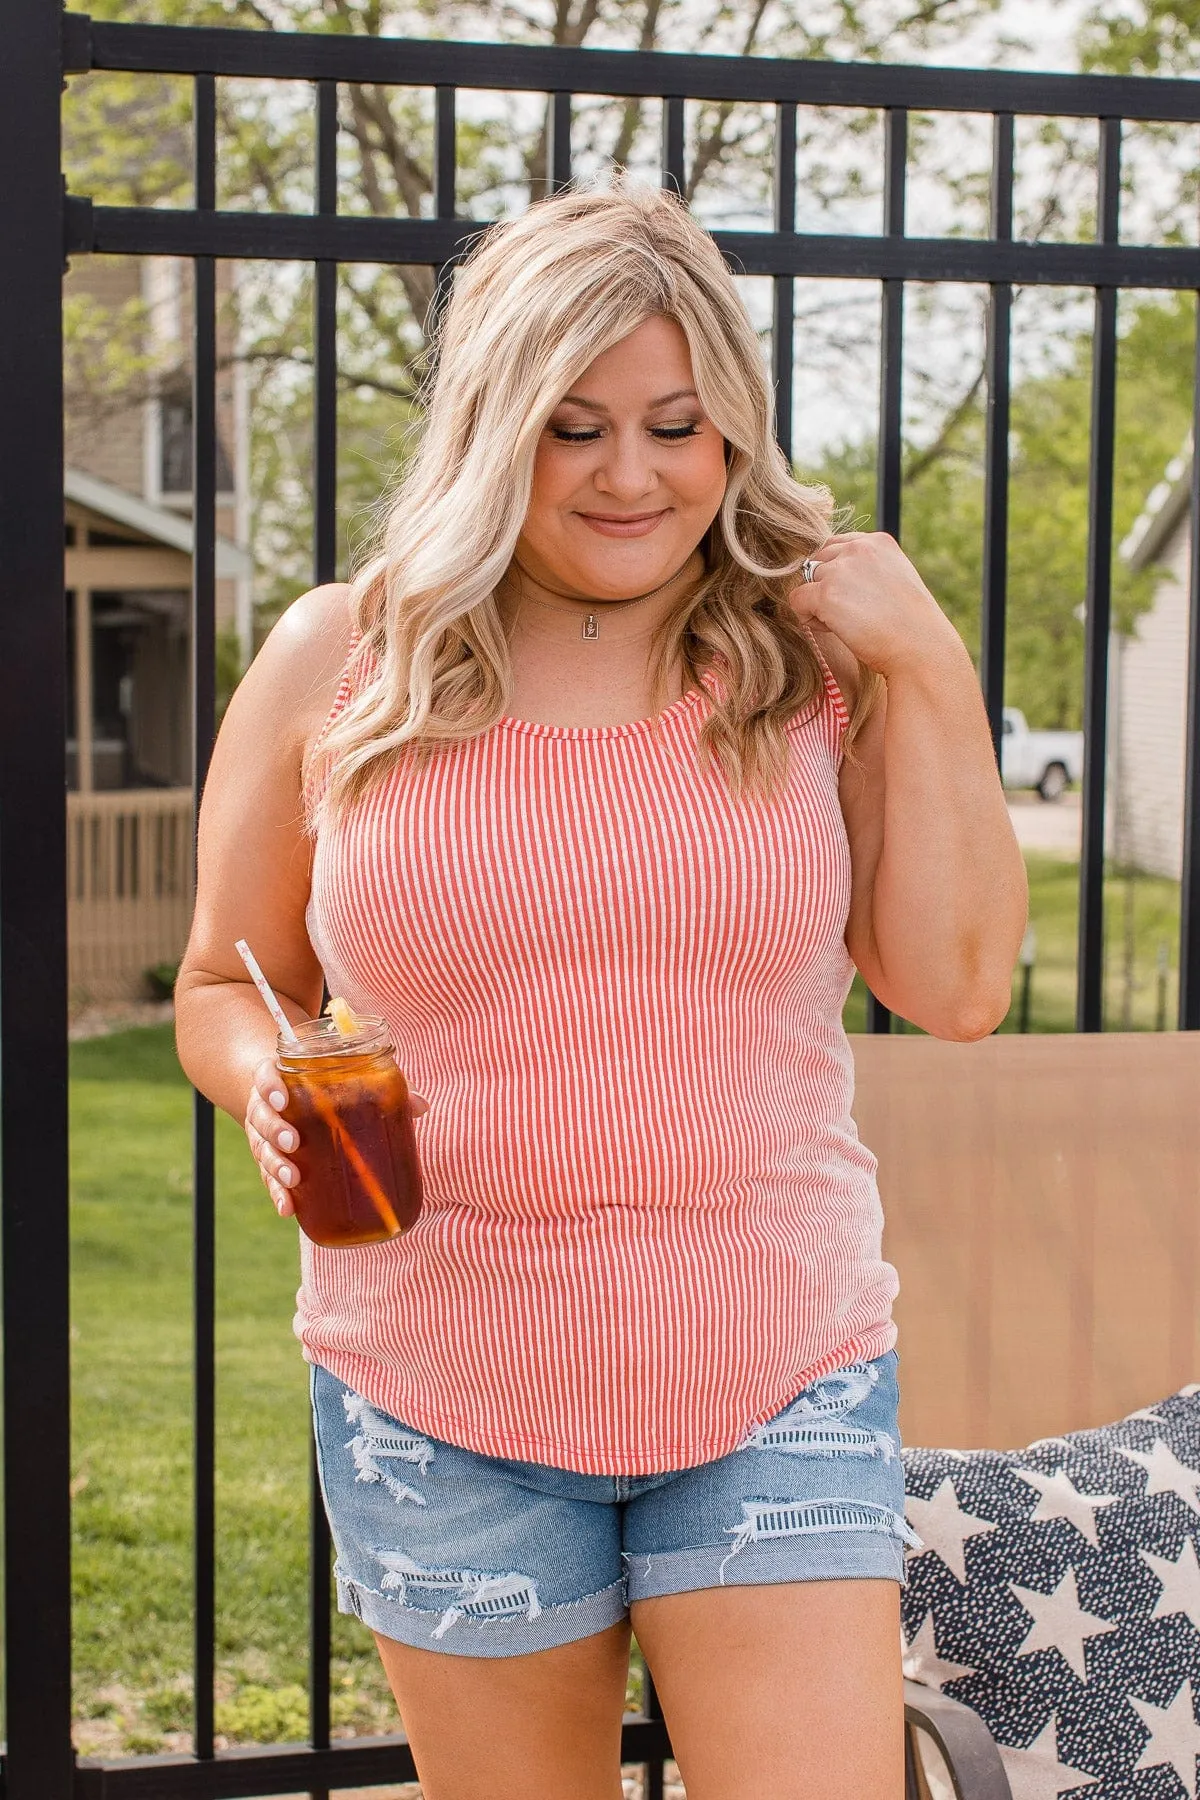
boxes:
[903,1681,1013,1799]
[905,1721,933,1800]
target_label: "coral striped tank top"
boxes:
[298,647,898,1476]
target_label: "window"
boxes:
[159,380,235,499]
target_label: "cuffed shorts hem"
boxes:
[336,1568,629,1658]
[623,1535,907,1604]
[313,1349,911,1661]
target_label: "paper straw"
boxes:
[235,938,300,1043]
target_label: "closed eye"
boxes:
[549,424,702,444]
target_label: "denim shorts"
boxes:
[310,1349,916,1659]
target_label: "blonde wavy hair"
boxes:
[318,180,878,817]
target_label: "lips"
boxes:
[576,509,670,537]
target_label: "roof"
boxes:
[65,467,252,580]
[1120,435,1193,571]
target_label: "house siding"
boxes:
[64,253,245,633]
[1111,526,1190,880]
[64,255,147,498]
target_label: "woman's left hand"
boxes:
[787,532,964,681]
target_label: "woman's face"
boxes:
[515,315,728,600]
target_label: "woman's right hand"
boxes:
[244,1056,432,1218]
[244,1056,300,1217]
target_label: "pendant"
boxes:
[582,613,598,641]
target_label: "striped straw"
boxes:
[235,938,300,1043]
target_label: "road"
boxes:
[1006,790,1080,858]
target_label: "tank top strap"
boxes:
[803,629,852,745]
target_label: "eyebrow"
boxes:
[557,387,700,413]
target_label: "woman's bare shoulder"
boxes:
[265,581,357,690]
[229,582,357,760]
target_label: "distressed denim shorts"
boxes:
[310,1349,915,1659]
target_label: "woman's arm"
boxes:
[797,536,1027,1041]
[174,582,354,1120]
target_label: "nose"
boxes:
[592,426,659,502]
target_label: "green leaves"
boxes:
[813,293,1194,730]
[1080,0,1200,77]
[62,0,1186,667]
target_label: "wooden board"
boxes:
[851,1032,1200,1451]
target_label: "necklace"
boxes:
[511,554,694,641]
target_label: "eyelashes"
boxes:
[549,424,702,444]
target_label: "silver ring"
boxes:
[801,557,818,584]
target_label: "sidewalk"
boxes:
[1006,790,1080,858]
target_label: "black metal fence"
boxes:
[5,11,1200,1797]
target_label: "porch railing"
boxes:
[67,788,194,1003]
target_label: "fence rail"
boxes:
[4,9,1200,1797]
[57,15,1200,118]
[67,788,194,1001]
[55,23,1200,1038]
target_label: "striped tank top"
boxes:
[299,645,898,1476]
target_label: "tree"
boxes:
[813,291,1194,727]
[63,0,1003,626]
[1080,0,1200,75]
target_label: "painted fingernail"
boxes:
[278,1128,297,1152]
[269,1090,286,1110]
[278,1165,295,1186]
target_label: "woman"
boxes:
[176,182,1027,1800]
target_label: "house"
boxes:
[63,253,252,1000]
[65,467,250,792]
[1110,441,1194,881]
[64,252,252,791]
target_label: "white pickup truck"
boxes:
[1000,708,1083,801]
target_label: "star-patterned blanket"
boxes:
[902,1384,1200,1799]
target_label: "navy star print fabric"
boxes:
[901,1385,1200,1799]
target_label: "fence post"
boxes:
[0,2,75,1796]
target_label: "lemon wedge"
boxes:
[325,995,360,1038]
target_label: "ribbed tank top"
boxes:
[298,643,898,1476]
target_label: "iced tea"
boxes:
[277,1017,422,1248]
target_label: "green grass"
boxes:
[1018,852,1181,1033]
[70,1025,400,1755]
[841,851,1182,1035]
[68,850,1184,1752]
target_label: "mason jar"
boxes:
[276,1016,422,1248]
